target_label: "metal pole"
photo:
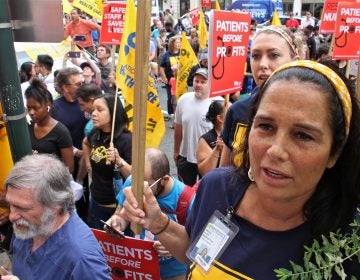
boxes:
[0,0,32,162]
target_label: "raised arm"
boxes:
[121,185,190,264]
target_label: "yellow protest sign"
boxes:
[72,0,102,20]
[62,0,73,14]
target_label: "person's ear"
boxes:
[294,54,301,60]
[326,153,340,169]
[162,175,170,183]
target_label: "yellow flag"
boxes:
[116,0,165,148]
[215,0,221,10]
[271,10,281,26]
[72,0,102,20]
[96,0,103,16]
[198,9,208,49]
[62,0,73,14]
[176,32,199,100]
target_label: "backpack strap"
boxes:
[176,181,199,225]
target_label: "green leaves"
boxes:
[274,220,360,280]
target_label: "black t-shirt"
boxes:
[87,129,132,205]
[160,51,180,80]
[200,128,217,149]
[29,122,73,158]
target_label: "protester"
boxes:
[174,68,223,186]
[25,78,74,173]
[220,26,302,167]
[4,154,111,279]
[95,44,116,94]
[156,28,167,62]
[51,67,87,155]
[304,25,316,60]
[19,61,36,103]
[106,148,194,280]
[35,54,57,98]
[164,22,177,50]
[82,94,132,229]
[196,100,225,176]
[159,35,181,117]
[74,84,103,220]
[121,61,360,278]
[188,28,199,56]
[301,11,315,29]
[187,50,208,87]
[75,84,103,136]
[64,8,101,55]
[64,50,101,87]
[285,12,299,31]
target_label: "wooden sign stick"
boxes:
[131,0,151,234]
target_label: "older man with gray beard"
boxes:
[4,154,110,280]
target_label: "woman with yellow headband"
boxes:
[220,26,304,167]
[121,61,360,279]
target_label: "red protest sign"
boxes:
[92,229,160,280]
[332,2,360,59]
[190,7,200,26]
[320,0,356,34]
[208,10,251,97]
[201,0,212,8]
[100,2,126,45]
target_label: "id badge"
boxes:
[186,209,239,272]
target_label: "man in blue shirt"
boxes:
[107,148,195,280]
[4,154,111,280]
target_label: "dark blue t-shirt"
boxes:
[185,168,314,279]
[50,96,88,149]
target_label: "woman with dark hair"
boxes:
[121,61,360,278]
[83,94,132,229]
[25,78,74,173]
[20,61,36,102]
[19,61,36,83]
[196,100,225,176]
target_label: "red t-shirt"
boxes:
[285,19,299,29]
[65,18,99,48]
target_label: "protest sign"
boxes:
[320,0,356,33]
[92,230,160,280]
[333,2,360,59]
[208,10,251,97]
[201,0,212,8]
[100,2,126,45]
[189,7,200,26]
[72,0,102,20]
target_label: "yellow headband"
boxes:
[258,26,298,56]
[268,60,352,139]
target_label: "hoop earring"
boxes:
[248,168,255,182]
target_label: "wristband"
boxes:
[152,215,170,235]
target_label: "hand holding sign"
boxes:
[121,183,165,233]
